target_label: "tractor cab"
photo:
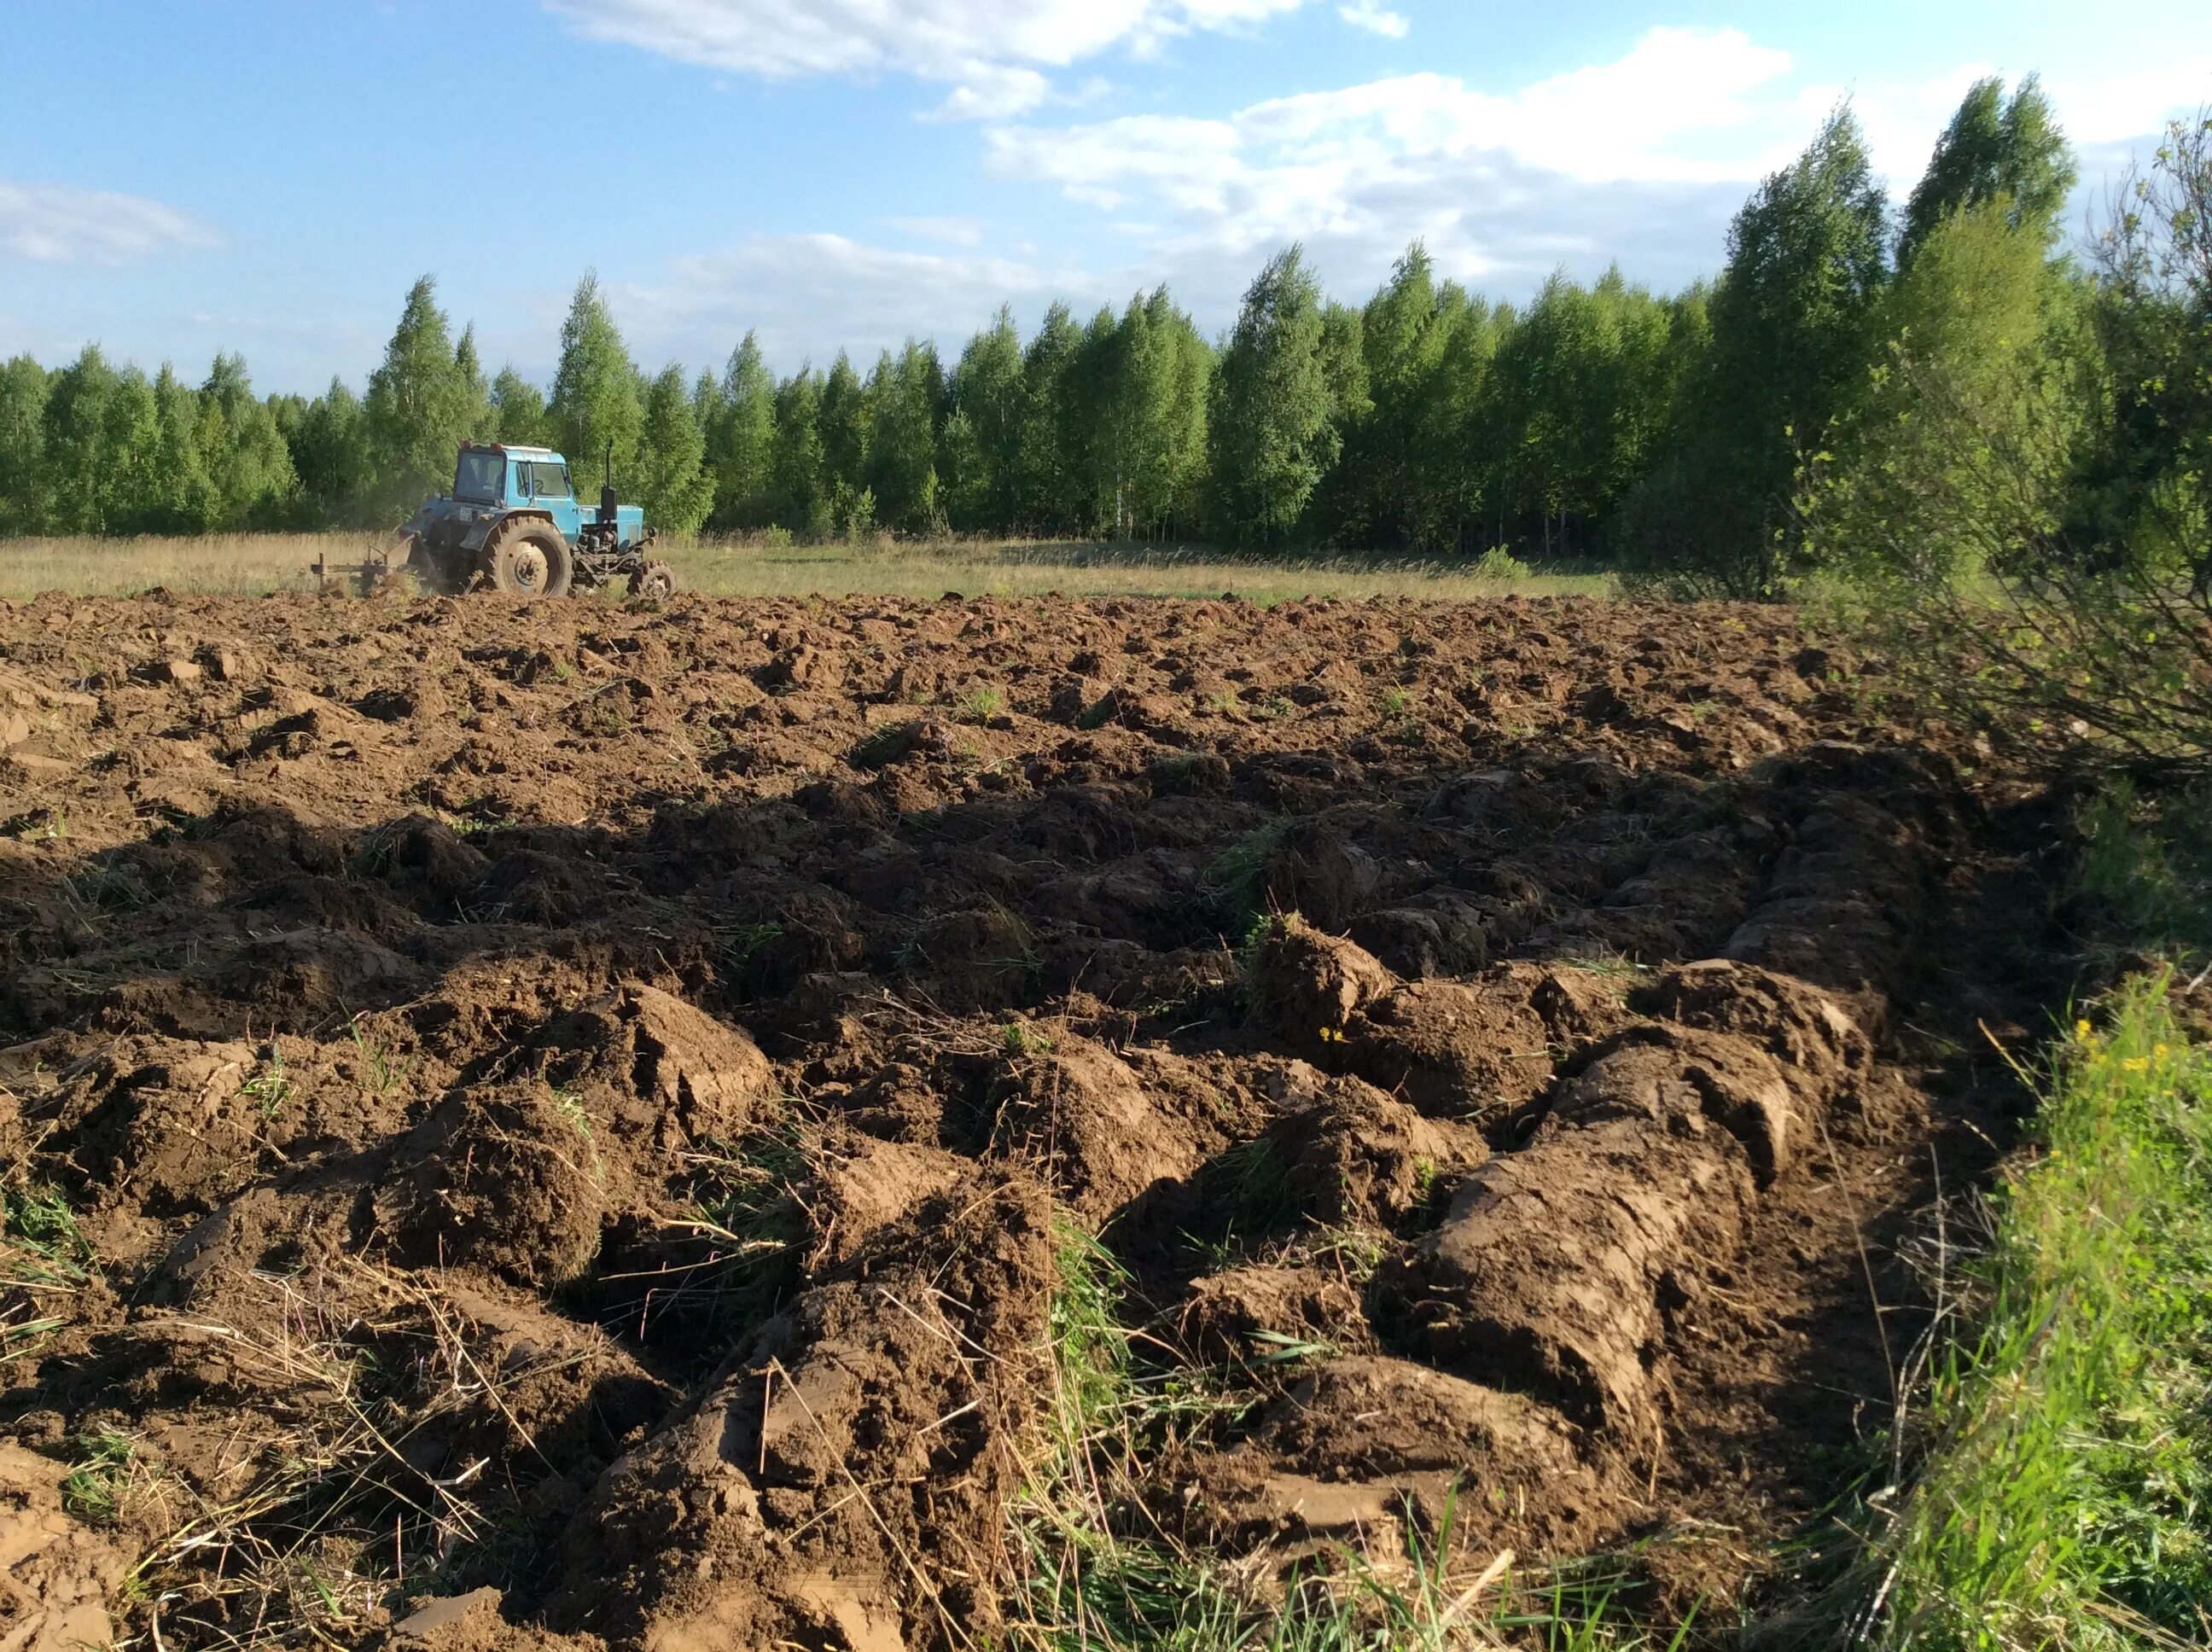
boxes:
[453,443,588,540]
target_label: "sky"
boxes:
[2,1,2209,397]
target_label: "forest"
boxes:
[0,76,2204,608]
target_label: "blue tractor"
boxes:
[395,441,674,600]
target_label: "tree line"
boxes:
[0,75,2199,614]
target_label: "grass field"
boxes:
[1867,971,2212,1649]
[0,531,1613,604]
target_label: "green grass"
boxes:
[1007,1219,1685,1650]
[241,1047,292,1120]
[957,683,1009,723]
[714,920,785,976]
[1202,824,1290,939]
[1866,972,2212,1649]
[346,1014,402,1096]
[61,1428,137,1523]
[2,1183,92,1369]
[601,1126,811,1362]
[0,530,1615,604]
[851,721,923,770]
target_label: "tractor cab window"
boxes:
[454,451,504,503]
[529,462,572,499]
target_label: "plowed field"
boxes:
[0,590,2052,1649]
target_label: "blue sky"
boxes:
[3,1,2208,396]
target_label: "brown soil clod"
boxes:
[0,1442,133,1652]
[1258,1062,1487,1228]
[541,1168,1054,1651]
[1176,1264,1379,1367]
[985,1036,1206,1224]
[0,591,2054,1648]
[385,1084,613,1288]
[1176,1355,1619,1562]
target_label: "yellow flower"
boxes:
[2155,1044,2171,1061]
[2122,1056,2149,1074]
[2075,1018,2094,1043]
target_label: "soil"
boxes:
[0,588,2068,1649]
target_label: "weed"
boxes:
[1202,823,1289,937]
[550,1087,604,1184]
[347,1015,401,1096]
[348,821,404,879]
[580,694,629,736]
[2076,778,2212,960]
[62,1428,136,1523]
[851,721,921,770]
[1303,1222,1391,1284]
[550,1088,592,1142]
[1236,910,1285,984]
[2,1183,90,1368]
[102,1257,564,1642]
[602,1127,812,1358]
[1003,1021,1056,1058]
[60,860,142,914]
[1201,1138,1300,1236]
[3,1183,90,1262]
[955,683,1006,724]
[1474,546,1534,581]
[1005,1212,1666,1649]
[1412,1154,1440,1206]
[716,920,783,974]
[1556,951,1647,984]
[242,1046,292,1120]
[3,805,68,841]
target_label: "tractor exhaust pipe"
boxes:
[599,439,618,529]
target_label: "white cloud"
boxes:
[981,28,2212,311]
[885,214,989,247]
[988,26,1802,252]
[1337,1,1406,39]
[975,26,1807,300]
[0,179,218,265]
[927,65,1054,121]
[544,0,1307,117]
[542,25,2212,385]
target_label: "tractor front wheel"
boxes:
[482,520,573,599]
[628,561,677,601]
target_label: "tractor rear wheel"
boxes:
[628,561,678,601]
[483,519,573,599]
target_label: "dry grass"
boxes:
[108,1255,566,1649]
[0,533,393,600]
[0,532,1615,604]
